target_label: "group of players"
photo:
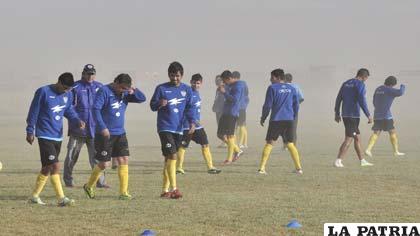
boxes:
[25,62,405,206]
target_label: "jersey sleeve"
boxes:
[388,84,406,97]
[334,84,343,116]
[150,86,162,111]
[357,83,371,118]
[64,92,81,124]
[124,88,147,104]
[292,87,300,119]
[26,88,44,135]
[261,86,273,122]
[184,87,197,125]
[92,88,107,131]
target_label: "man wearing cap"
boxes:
[63,64,109,188]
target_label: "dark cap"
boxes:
[83,64,96,75]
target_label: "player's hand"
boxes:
[128,87,136,95]
[260,119,265,127]
[26,134,34,145]
[79,121,86,130]
[188,123,196,135]
[159,99,168,108]
[219,86,226,93]
[335,115,341,123]
[368,117,373,124]
[101,128,110,138]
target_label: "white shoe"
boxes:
[365,149,372,157]
[257,169,267,175]
[29,196,46,205]
[394,152,405,157]
[239,144,248,149]
[334,159,344,168]
[293,169,303,175]
[360,159,374,167]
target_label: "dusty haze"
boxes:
[1,0,419,151]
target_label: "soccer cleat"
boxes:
[232,149,243,162]
[119,193,133,200]
[170,189,183,199]
[360,159,374,167]
[394,152,405,157]
[176,168,185,175]
[257,169,267,175]
[29,196,46,205]
[58,197,75,207]
[83,184,95,199]
[160,191,172,198]
[293,169,303,175]
[334,159,344,168]
[365,149,373,157]
[222,160,232,165]
[207,168,222,174]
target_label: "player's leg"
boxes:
[30,139,52,205]
[115,134,131,199]
[284,121,302,173]
[354,134,373,166]
[365,120,382,157]
[160,132,182,199]
[238,110,248,148]
[216,112,226,148]
[196,129,221,174]
[63,136,84,187]
[387,120,404,156]
[258,121,278,174]
[86,137,108,188]
[176,130,190,174]
[335,136,353,167]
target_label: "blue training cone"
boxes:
[140,229,156,236]
[286,219,302,229]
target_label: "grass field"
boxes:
[1,118,420,236]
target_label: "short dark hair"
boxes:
[285,73,293,82]
[271,69,285,80]
[191,73,203,82]
[220,70,232,80]
[168,61,184,76]
[384,76,397,86]
[356,68,370,78]
[58,72,75,87]
[232,71,241,79]
[114,73,132,86]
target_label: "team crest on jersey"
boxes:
[63,96,68,103]
[181,91,186,97]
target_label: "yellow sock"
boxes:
[177,147,186,170]
[87,165,103,188]
[287,143,302,170]
[118,165,129,195]
[202,146,214,169]
[242,126,248,146]
[227,138,235,161]
[166,159,177,190]
[32,173,48,198]
[162,161,170,192]
[390,133,399,153]
[259,144,273,171]
[50,174,65,200]
[366,133,379,151]
[231,136,240,153]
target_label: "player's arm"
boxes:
[389,84,406,97]
[292,88,300,120]
[150,86,166,111]
[222,85,238,104]
[334,85,343,123]
[125,87,147,103]
[357,83,372,123]
[25,88,43,144]
[297,86,304,104]
[92,88,109,137]
[64,93,85,129]
[260,86,273,126]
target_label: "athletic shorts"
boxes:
[237,109,247,126]
[343,117,360,137]
[95,133,130,162]
[159,131,182,156]
[217,114,237,136]
[38,138,62,167]
[265,120,294,143]
[372,119,394,131]
[181,128,209,148]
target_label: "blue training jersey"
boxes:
[239,80,249,111]
[223,80,247,117]
[150,82,196,134]
[26,85,80,141]
[289,83,304,103]
[182,89,203,130]
[335,78,370,118]
[93,84,146,135]
[373,84,405,120]
[261,82,299,122]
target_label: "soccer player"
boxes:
[83,74,146,200]
[285,73,304,146]
[63,64,109,188]
[212,75,226,148]
[176,73,222,175]
[365,76,406,157]
[257,69,303,175]
[334,68,373,167]
[233,71,249,149]
[26,72,85,206]
[217,70,245,164]
[150,61,196,199]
